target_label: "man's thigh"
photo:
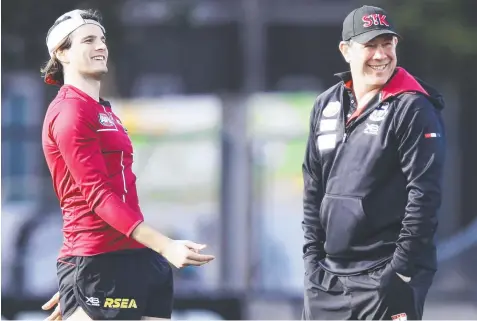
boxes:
[65,307,92,320]
[58,250,152,320]
[64,306,171,320]
[348,264,435,320]
[303,265,353,320]
[142,250,174,319]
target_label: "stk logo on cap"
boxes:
[342,5,401,44]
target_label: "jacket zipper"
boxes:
[342,103,382,143]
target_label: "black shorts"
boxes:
[57,248,173,320]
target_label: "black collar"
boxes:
[99,98,111,107]
[334,71,352,83]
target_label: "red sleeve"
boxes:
[51,98,143,236]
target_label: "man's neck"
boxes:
[64,73,101,102]
[352,83,381,109]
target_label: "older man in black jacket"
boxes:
[302,5,446,320]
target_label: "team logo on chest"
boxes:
[369,102,390,122]
[363,123,380,135]
[98,113,115,127]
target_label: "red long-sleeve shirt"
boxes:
[42,85,145,258]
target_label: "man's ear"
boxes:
[393,36,399,47]
[55,49,70,65]
[339,41,351,63]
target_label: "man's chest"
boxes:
[94,107,132,154]
[315,99,396,171]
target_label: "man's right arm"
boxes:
[51,99,214,267]
[302,102,326,274]
[51,99,146,238]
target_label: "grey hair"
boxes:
[344,40,355,47]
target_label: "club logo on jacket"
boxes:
[98,113,115,127]
[369,103,390,122]
[364,123,380,135]
[391,313,407,321]
[322,101,341,118]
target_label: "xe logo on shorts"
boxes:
[104,298,138,309]
[85,296,100,307]
[362,14,389,28]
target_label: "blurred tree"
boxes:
[373,0,477,75]
[385,0,477,55]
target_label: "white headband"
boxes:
[46,9,105,57]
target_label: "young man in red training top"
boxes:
[40,9,214,320]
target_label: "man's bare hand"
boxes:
[162,240,215,268]
[42,292,61,320]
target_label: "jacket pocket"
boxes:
[320,194,368,256]
[303,253,321,277]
